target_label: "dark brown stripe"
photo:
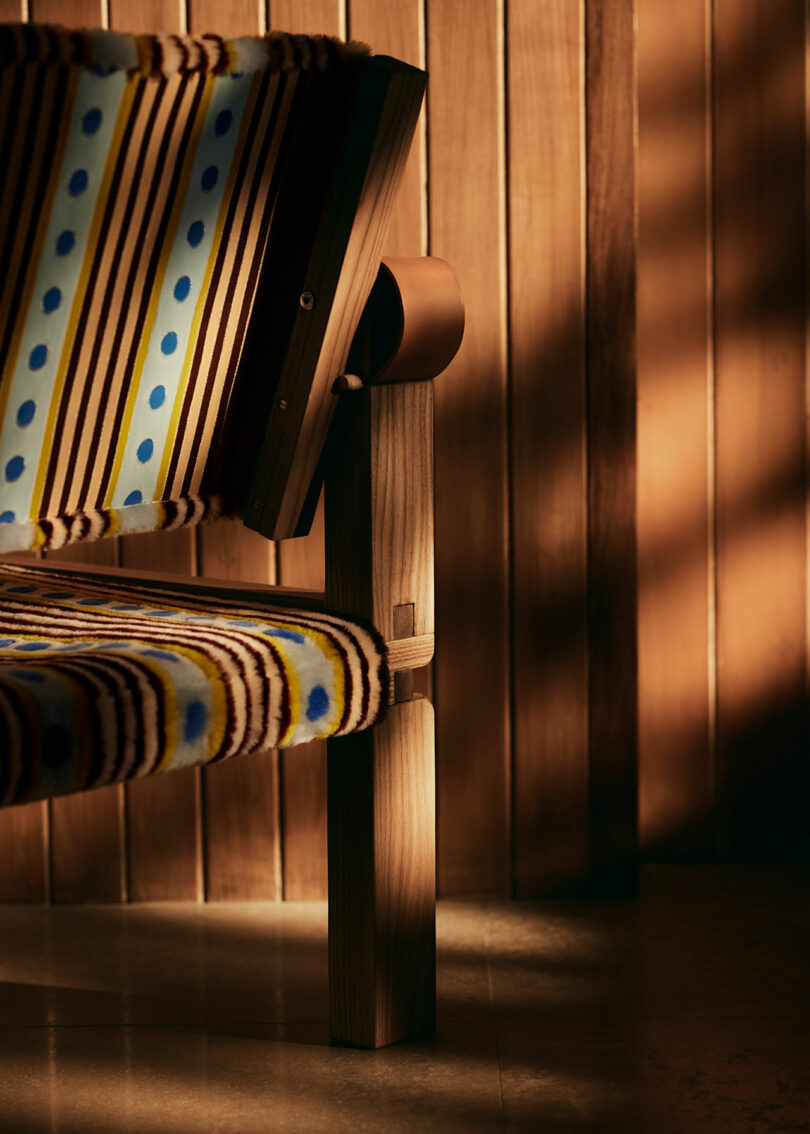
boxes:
[0,65,69,382]
[39,77,148,516]
[163,71,276,494]
[54,77,177,515]
[90,74,208,511]
[176,72,291,495]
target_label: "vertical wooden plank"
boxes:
[270,0,342,901]
[637,0,715,860]
[428,0,510,896]
[349,0,426,258]
[110,0,201,901]
[188,0,281,901]
[713,0,808,860]
[586,0,638,893]
[0,803,48,903]
[508,1,588,895]
[29,0,101,20]
[108,0,183,32]
[0,0,22,19]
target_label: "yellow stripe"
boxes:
[32,76,138,518]
[0,66,83,450]
[155,72,266,494]
[104,76,217,510]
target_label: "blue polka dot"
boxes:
[306,685,330,722]
[42,287,61,313]
[0,639,15,647]
[187,220,204,247]
[17,400,36,427]
[173,275,190,302]
[145,610,177,618]
[136,439,154,464]
[76,598,106,606]
[5,456,24,482]
[113,604,141,611]
[82,107,102,134]
[28,344,47,370]
[6,586,36,594]
[123,489,142,506]
[262,627,305,644]
[184,700,207,742]
[227,620,256,627]
[42,592,69,600]
[148,385,165,409]
[215,109,233,135]
[11,669,45,683]
[16,641,49,651]
[160,332,177,355]
[141,648,180,662]
[201,165,218,192]
[56,231,75,256]
[68,169,88,196]
[0,511,15,523]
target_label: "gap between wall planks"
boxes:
[429,0,510,896]
[508,0,588,896]
[637,0,715,861]
[713,0,808,861]
[586,0,638,895]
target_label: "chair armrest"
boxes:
[338,256,465,388]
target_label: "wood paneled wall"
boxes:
[2,0,806,905]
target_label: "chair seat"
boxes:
[0,564,386,807]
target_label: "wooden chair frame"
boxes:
[0,37,463,1048]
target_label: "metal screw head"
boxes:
[299,291,314,310]
[278,399,288,411]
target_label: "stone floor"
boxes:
[0,866,808,1132]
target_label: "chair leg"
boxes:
[327,696,436,1048]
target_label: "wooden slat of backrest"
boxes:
[586,0,638,894]
[637,0,714,861]
[270,0,342,902]
[508,0,588,895]
[428,0,510,896]
[108,0,201,902]
[0,0,22,18]
[713,0,808,860]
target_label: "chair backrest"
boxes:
[0,24,425,553]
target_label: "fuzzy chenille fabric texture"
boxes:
[0,24,369,555]
[0,564,387,807]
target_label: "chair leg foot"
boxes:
[327,697,436,1048]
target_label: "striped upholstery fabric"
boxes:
[0,24,368,554]
[0,563,386,807]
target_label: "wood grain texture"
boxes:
[50,790,125,903]
[713,0,808,860]
[269,0,343,38]
[328,697,435,1047]
[204,749,281,900]
[29,0,96,20]
[349,0,426,258]
[428,0,510,896]
[325,382,433,640]
[0,803,47,903]
[108,0,183,32]
[508,0,588,895]
[586,0,638,894]
[188,0,260,36]
[0,0,22,19]
[637,0,715,860]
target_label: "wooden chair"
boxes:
[0,24,463,1049]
